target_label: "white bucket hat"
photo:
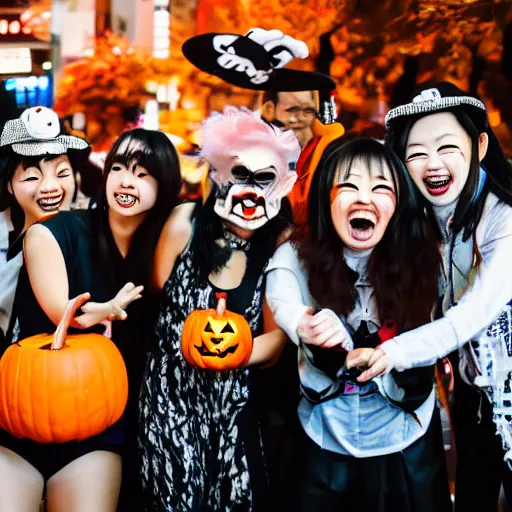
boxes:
[0,106,89,156]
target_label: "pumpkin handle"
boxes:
[215,292,227,316]
[52,293,91,350]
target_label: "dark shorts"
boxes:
[0,422,125,481]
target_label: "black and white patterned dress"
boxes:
[139,237,268,511]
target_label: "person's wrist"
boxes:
[378,339,403,372]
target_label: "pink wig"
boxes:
[200,106,300,189]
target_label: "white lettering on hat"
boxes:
[213,34,239,53]
[21,106,60,139]
[245,28,309,68]
[213,34,271,85]
[412,88,442,103]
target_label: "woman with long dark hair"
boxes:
[0,128,181,511]
[266,137,451,511]
[350,82,512,510]
[139,107,299,511]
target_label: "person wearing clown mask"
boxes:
[212,144,296,231]
[265,137,451,511]
[347,82,512,510]
[138,107,299,511]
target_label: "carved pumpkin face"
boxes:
[182,294,253,370]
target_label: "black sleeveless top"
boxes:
[11,210,111,342]
[10,210,159,388]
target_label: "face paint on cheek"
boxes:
[330,186,339,205]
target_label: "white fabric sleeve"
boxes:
[266,269,310,345]
[382,198,512,371]
[265,242,313,345]
[374,374,406,402]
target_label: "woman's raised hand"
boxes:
[297,308,354,350]
[107,282,144,320]
[71,283,144,329]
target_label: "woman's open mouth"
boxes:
[423,175,452,196]
[114,193,138,208]
[37,195,63,212]
[348,210,376,242]
[232,193,266,219]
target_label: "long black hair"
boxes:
[193,184,293,282]
[95,128,182,290]
[299,137,442,333]
[387,107,512,241]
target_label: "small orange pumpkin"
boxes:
[0,294,128,443]
[181,293,253,370]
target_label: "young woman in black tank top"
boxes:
[0,128,181,512]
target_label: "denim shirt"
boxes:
[266,242,435,457]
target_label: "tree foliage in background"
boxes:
[53,0,512,149]
[54,33,166,150]
[191,0,510,109]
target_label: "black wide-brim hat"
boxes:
[385,81,489,133]
[183,32,336,92]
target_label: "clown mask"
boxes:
[212,146,296,230]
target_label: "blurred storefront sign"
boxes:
[153,0,170,59]
[110,0,169,58]
[4,74,52,108]
[0,9,50,49]
[57,0,95,60]
[0,47,32,74]
[0,5,53,116]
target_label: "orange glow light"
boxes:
[9,21,21,35]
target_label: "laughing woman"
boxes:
[266,137,451,511]
[0,128,181,512]
[349,82,512,511]
[0,106,89,348]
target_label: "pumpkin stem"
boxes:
[52,293,91,350]
[215,292,227,316]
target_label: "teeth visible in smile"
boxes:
[116,193,136,206]
[424,176,451,188]
[348,210,376,225]
[38,197,63,210]
[243,199,256,207]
